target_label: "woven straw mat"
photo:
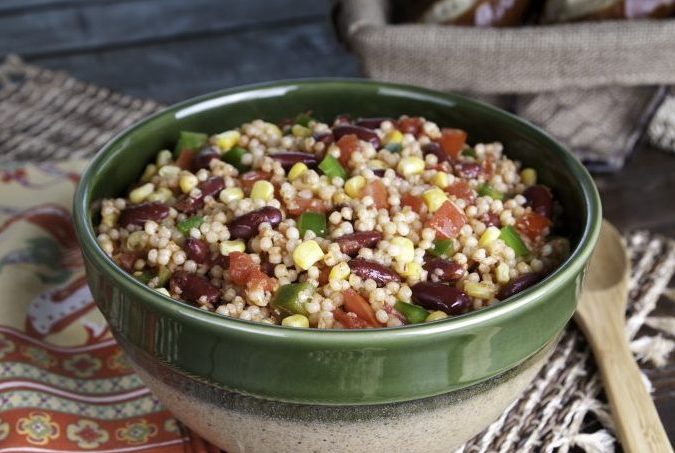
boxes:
[1,56,674,453]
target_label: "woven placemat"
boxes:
[1,55,674,452]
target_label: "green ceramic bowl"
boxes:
[74,79,601,452]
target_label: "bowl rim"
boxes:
[73,78,602,343]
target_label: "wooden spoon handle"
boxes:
[580,317,673,453]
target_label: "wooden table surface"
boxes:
[2,0,674,445]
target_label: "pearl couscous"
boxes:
[96,114,569,329]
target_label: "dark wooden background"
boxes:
[2,0,673,445]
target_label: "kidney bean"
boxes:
[411,282,471,315]
[422,142,449,163]
[169,271,220,305]
[184,238,210,264]
[333,125,381,149]
[261,259,276,277]
[348,258,401,286]
[355,117,392,129]
[497,273,544,300]
[229,206,282,240]
[193,147,221,170]
[313,132,334,146]
[270,152,318,170]
[175,176,225,213]
[455,162,482,179]
[336,231,383,256]
[482,212,501,228]
[118,202,169,228]
[523,185,553,219]
[114,251,143,272]
[423,259,465,283]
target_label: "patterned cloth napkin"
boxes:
[0,161,222,452]
[0,57,674,453]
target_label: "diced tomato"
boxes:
[228,252,277,292]
[342,289,381,327]
[175,149,195,170]
[481,154,495,179]
[318,266,330,286]
[396,117,424,136]
[336,134,360,167]
[240,171,272,193]
[285,198,329,216]
[425,200,467,239]
[445,180,474,202]
[516,212,552,242]
[439,128,467,160]
[334,309,370,329]
[401,193,424,213]
[361,179,388,210]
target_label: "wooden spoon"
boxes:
[575,220,673,453]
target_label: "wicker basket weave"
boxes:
[334,0,675,170]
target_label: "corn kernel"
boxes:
[220,240,246,256]
[250,180,274,201]
[158,165,180,177]
[329,262,351,281]
[288,162,308,181]
[179,174,198,194]
[156,149,173,166]
[291,124,312,137]
[402,262,423,279]
[464,281,496,300]
[219,187,244,203]
[479,226,502,247]
[384,130,403,145]
[156,287,171,297]
[431,171,449,189]
[344,175,366,198]
[496,262,511,284]
[129,183,154,203]
[147,187,173,203]
[126,231,146,250]
[520,168,537,186]
[391,236,415,264]
[213,130,240,152]
[140,164,157,182]
[423,187,449,213]
[368,159,387,169]
[425,310,448,322]
[282,314,310,328]
[397,157,425,176]
[262,122,282,139]
[293,240,325,270]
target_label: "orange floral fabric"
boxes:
[0,161,217,452]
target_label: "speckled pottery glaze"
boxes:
[73,80,601,452]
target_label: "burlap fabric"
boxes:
[334,0,675,170]
[1,57,674,452]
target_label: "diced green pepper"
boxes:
[500,226,529,257]
[174,131,208,158]
[461,147,477,158]
[222,146,250,172]
[271,282,313,317]
[386,142,402,153]
[477,183,504,200]
[394,301,429,324]
[133,270,154,284]
[428,239,454,258]
[318,155,347,179]
[177,215,204,236]
[298,212,327,237]
[156,266,171,288]
[295,112,312,127]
